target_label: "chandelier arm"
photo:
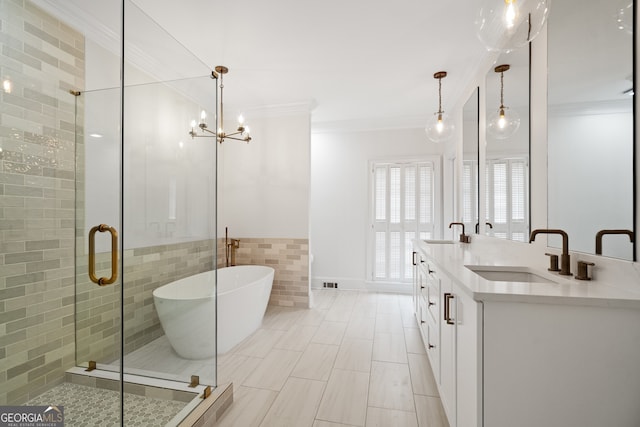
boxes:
[224,135,250,142]
[190,127,218,138]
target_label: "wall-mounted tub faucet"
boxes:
[449,222,470,243]
[529,229,572,276]
[595,229,634,255]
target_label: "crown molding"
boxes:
[548,99,632,117]
[241,100,317,119]
[34,0,120,55]
[311,114,427,134]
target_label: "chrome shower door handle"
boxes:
[88,224,118,286]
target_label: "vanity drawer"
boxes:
[425,317,440,376]
[418,297,429,343]
[425,273,440,322]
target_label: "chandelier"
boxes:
[189,65,251,143]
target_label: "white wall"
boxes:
[548,111,634,258]
[218,112,311,239]
[85,40,217,251]
[310,127,448,291]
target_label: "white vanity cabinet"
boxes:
[414,247,481,427]
[482,301,640,427]
[414,240,640,427]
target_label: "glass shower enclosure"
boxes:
[1,0,219,424]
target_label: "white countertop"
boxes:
[414,236,640,309]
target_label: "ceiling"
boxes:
[35,0,493,130]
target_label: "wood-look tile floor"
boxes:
[214,290,449,427]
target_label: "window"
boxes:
[485,157,528,241]
[370,160,439,283]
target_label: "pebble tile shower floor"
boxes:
[25,382,187,426]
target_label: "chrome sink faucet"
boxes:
[449,222,470,243]
[595,229,634,255]
[529,229,572,276]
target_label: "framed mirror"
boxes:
[484,47,531,242]
[547,0,635,260]
[462,87,480,234]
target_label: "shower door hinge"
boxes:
[201,386,212,399]
[189,375,200,388]
[85,361,97,372]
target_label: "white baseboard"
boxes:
[311,277,412,294]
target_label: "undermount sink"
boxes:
[424,239,455,244]
[465,265,557,284]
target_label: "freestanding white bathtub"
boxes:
[152,265,274,359]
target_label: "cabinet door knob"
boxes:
[428,301,435,306]
[428,344,435,349]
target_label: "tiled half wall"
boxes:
[217,238,310,308]
[75,240,216,366]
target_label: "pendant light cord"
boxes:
[438,76,443,114]
[499,71,505,110]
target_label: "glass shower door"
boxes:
[119,75,218,386]
[75,87,123,374]
[120,0,218,389]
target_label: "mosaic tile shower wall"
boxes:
[217,238,309,308]
[0,1,85,405]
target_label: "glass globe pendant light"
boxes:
[487,64,520,139]
[425,71,454,143]
[475,0,551,52]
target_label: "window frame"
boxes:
[484,155,529,242]
[367,156,442,284]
